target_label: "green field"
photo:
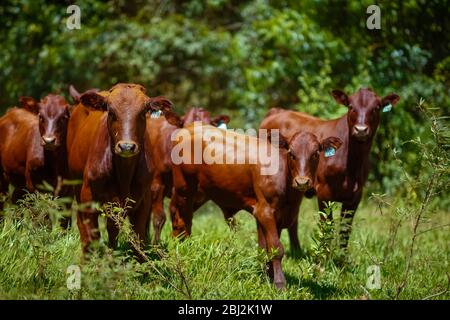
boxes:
[0,192,448,300]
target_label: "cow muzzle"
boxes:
[352,124,369,141]
[115,141,139,158]
[41,135,58,150]
[293,177,312,192]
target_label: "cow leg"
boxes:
[151,176,166,244]
[170,189,195,238]
[255,205,286,289]
[170,167,197,238]
[256,221,267,249]
[287,196,302,254]
[288,218,301,253]
[77,183,100,254]
[0,170,7,217]
[106,217,119,249]
[129,195,152,261]
[59,186,73,230]
[339,200,360,251]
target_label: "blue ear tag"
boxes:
[217,121,227,130]
[150,110,162,118]
[324,147,336,158]
[382,103,392,113]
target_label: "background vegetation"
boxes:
[0,0,448,299]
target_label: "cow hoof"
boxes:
[274,281,286,290]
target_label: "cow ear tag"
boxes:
[382,103,392,113]
[150,110,162,118]
[324,147,336,158]
[217,121,228,130]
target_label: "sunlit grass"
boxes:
[0,193,448,299]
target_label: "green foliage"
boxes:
[0,193,448,299]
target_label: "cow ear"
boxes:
[211,115,230,127]
[320,136,343,153]
[163,110,183,127]
[147,96,173,113]
[19,96,39,114]
[331,89,350,107]
[381,93,400,108]
[69,85,81,103]
[267,131,289,150]
[80,92,107,111]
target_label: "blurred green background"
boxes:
[0,0,449,204]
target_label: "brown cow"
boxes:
[260,88,400,252]
[169,123,342,288]
[0,94,72,226]
[66,83,172,255]
[148,107,230,243]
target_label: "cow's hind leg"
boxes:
[129,192,152,261]
[150,176,166,245]
[170,167,197,238]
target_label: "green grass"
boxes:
[0,192,448,300]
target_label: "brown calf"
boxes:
[66,83,172,255]
[260,88,400,251]
[0,94,71,226]
[148,107,230,244]
[169,124,341,288]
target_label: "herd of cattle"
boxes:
[0,83,399,288]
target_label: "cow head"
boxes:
[164,107,230,129]
[80,83,172,158]
[20,94,71,150]
[275,132,342,193]
[332,88,400,142]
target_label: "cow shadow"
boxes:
[285,273,338,299]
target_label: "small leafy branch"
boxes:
[394,99,450,299]
[100,199,193,299]
[311,201,339,267]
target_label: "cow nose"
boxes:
[294,177,311,191]
[354,125,368,135]
[116,141,138,156]
[118,142,136,152]
[43,136,56,145]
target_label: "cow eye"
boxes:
[108,111,116,121]
[38,114,44,122]
[289,152,296,160]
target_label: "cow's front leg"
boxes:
[254,204,286,289]
[77,182,100,255]
[150,175,166,244]
[129,193,152,261]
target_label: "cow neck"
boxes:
[342,117,374,187]
[112,152,141,201]
[43,145,68,181]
